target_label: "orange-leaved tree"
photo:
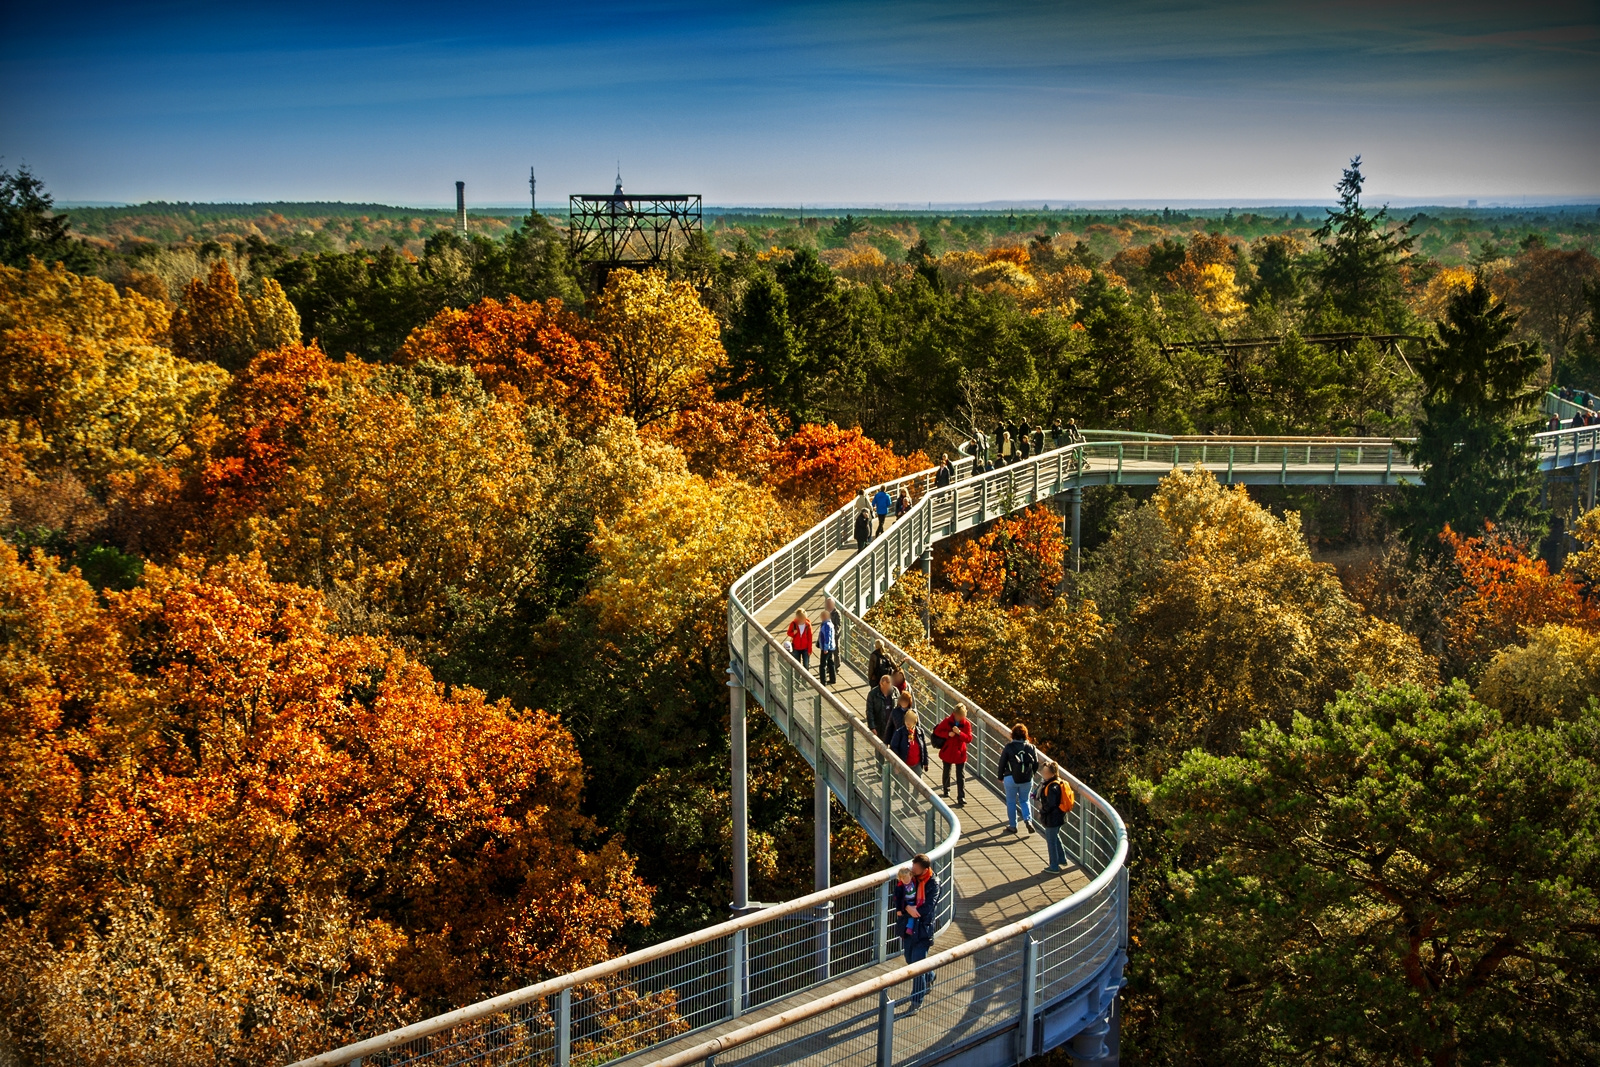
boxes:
[645,397,782,481]
[763,423,928,509]
[398,295,620,427]
[942,504,1066,607]
[0,544,651,1064]
[1440,522,1599,672]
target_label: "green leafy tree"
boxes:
[1139,681,1600,1067]
[1310,156,1415,330]
[1395,276,1546,549]
[0,168,93,273]
[272,246,434,361]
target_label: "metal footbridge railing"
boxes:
[291,396,1588,1067]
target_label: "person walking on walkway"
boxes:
[1033,760,1074,875]
[998,723,1040,834]
[817,608,838,684]
[873,485,892,534]
[1000,430,1013,464]
[895,488,911,520]
[901,854,940,1011]
[869,639,894,689]
[786,609,813,670]
[867,673,898,741]
[887,689,912,744]
[890,709,929,777]
[935,454,953,488]
[891,665,909,695]
[855,507,873,553]
[932,703,973,806]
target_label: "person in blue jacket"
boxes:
[872,485,892,534]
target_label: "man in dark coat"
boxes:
[854,508,872,553]
[866,674,898,740]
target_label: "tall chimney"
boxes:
[455,181,466,235]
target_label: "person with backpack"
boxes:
[787,610,813,670]
[1033,760,1074,875]
[817,608,838,685]
[931,703,974,806]
[854,507,872,552]
[997,723,1039,834]
[873,485,892,534]
[890,709,929,776]
[901,853,940,1012]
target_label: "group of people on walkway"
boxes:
[1553,408,1600,430]
[881,718,1075,1015]
[785,605,839,685]
[997,723,1075,875]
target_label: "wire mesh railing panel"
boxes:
[886,944,1028,1067]
[362,1002,556,1067]
[709,999,883,1067]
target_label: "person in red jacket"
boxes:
[786,609,813,670]
[932,703,974,806]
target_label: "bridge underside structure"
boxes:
[291,398,1594,1067]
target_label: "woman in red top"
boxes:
[786,609,814,671]
[890,709,929,776]
[932,703,975,807]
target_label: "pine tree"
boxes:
[1311,156,1415,329]
[1396,276,1547,549]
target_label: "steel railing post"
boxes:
[876,990,895,1067]
[729,927,745,1023]
[1018,935,1039,1062]
[875,877,891,964]
[556,987,571,1067]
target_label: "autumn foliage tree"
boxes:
[941,503,1065,606]
[1439,522,1598,674]
[0,544,650,1064]
[590,268,725,427]
[398,294,620,427]
[763,422,927,508]
[170,258,301,373]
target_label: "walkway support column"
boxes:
[1068,486,1082,574]
[729,670,749,913]
[920,552,932,639]
[814,773,832,982]
[1589,462,1597,513]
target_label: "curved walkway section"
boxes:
[288,429,1458,1067]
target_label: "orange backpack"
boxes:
[1055,780,1075,814]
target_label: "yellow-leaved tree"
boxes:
[0,262,227,505]
[170,259,300,372]
[1111,466,1437,753]
[589,268,724,427]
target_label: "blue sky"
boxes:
[2,1,1596,206]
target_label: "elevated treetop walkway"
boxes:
[290,397,1592,1067]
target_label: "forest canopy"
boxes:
[2,160,1599,1065]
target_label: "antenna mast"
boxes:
[529,166,537,214]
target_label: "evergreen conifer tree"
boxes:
[1396,276,1547,549]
